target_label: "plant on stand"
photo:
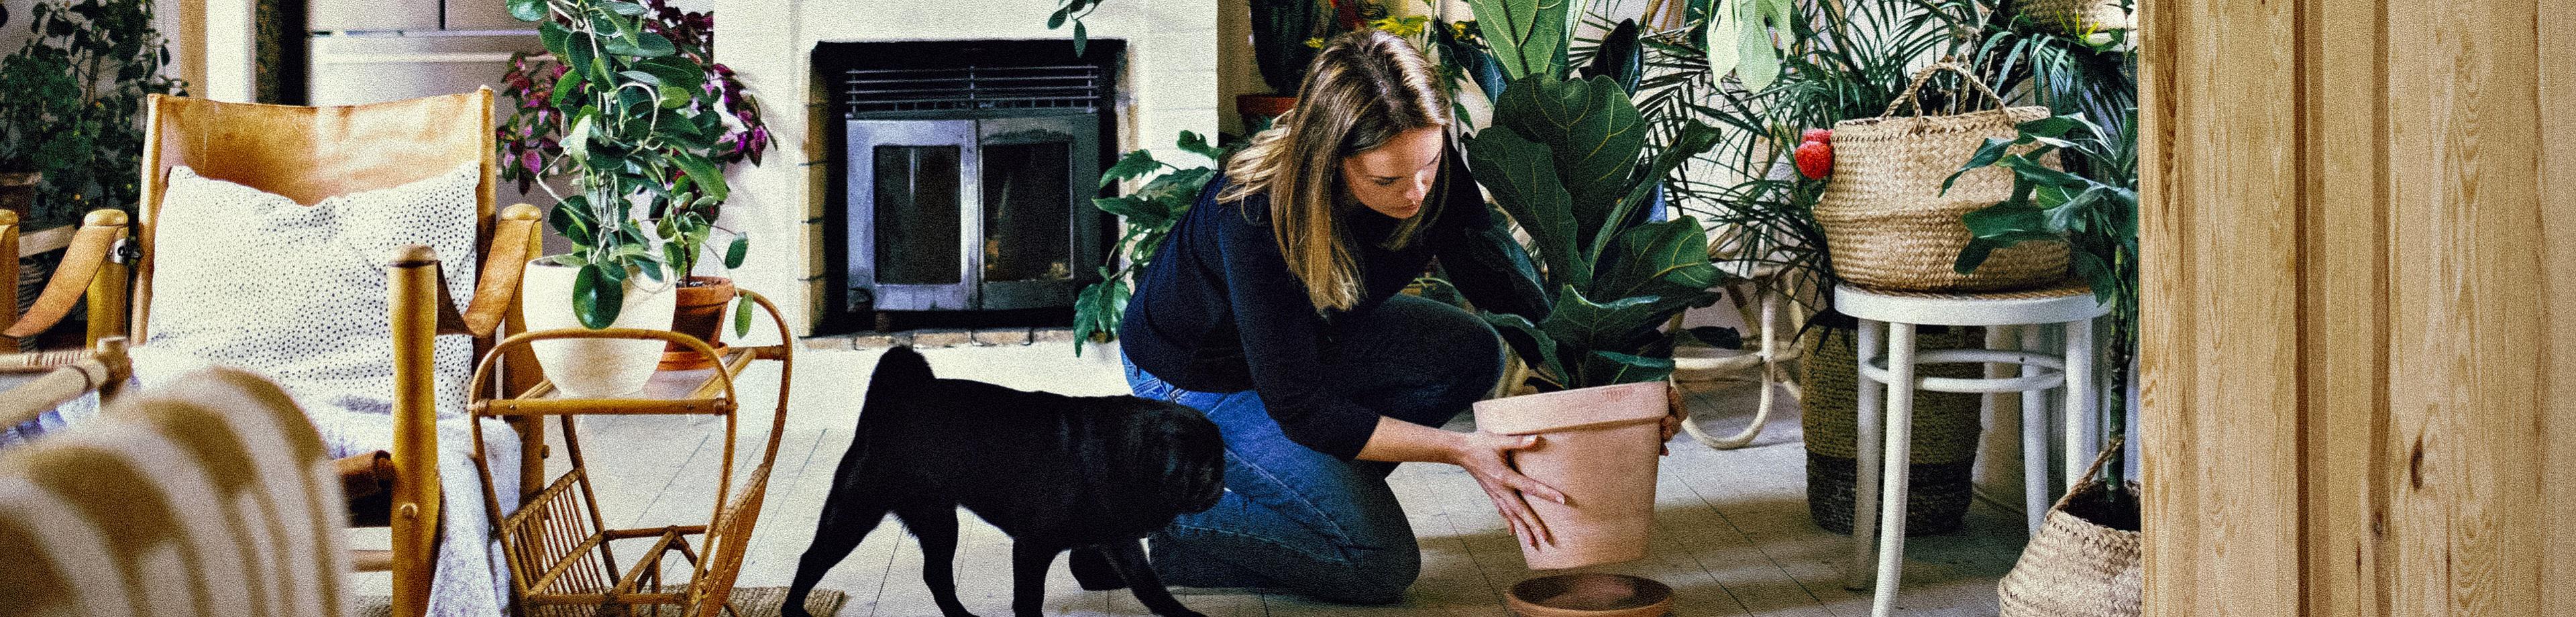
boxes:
[501,0,766,394]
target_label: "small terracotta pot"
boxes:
[1507,573,1675,617]
[661,276,735,370]
[1473,380,1668,569]
[0,172,40,221]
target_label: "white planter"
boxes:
[521,259,678,398]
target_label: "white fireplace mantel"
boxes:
[713,0,1216,339]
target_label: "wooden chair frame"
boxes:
[0,90,549,617]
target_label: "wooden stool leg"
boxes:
[1847,319,1884,591]
[2020,325,2052,532]
[1871,323,1918,617]
[2064,318,2097,492]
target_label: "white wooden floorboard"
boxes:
[496,330,2023,617]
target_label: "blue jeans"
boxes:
[1122,294,1503,604]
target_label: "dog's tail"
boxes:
[859,345,935,433]
[870,345,935,386]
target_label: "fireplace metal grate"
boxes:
[843,65,1104,115]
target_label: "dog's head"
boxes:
[1111,397,1226,516]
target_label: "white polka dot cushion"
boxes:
[141,164,480,420]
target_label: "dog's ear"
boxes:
[871,345,936,386]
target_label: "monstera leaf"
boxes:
[1465,0,1570,80]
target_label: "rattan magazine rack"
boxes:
[469,290,795,617]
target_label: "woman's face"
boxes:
[1340,127,1444,220]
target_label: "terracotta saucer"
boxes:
[1506,573,1675,617]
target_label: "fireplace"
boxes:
[822,40,1122,329]
[704,0,1212,338]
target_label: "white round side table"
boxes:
[1831,280,2108,617]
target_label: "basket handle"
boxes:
[2051,435,2127,510]
[1879,60,2009,119]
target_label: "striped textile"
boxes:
[0,368,350,617]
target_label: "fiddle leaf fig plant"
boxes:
[1468,74,1731,391]
[505,0,764,329]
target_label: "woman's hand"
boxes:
[1449,431,1568,549]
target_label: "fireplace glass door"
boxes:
[846,112,1101,313]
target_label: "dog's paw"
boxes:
[1150,608,1208,617]
[1068,547,1130,591]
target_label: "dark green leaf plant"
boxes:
[509,0,749,329]
[1462,0,1735,392]
[1071,131,1230,355]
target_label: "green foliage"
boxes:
[1465,72,1729,391]
[1948,110,2138,484]
[1644,1,1979,321]
[0,0,184,227]
[508,0,761,329]
[1248,0,1329,94]
[1464,0,1571,80]
[1071,131,1230,355]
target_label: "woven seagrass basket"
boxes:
[1997,439,2142,617]
[1816,62,2068,293]
[1797,323,1986,535]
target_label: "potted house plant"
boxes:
[1069,131,1226,355]
[0,50,80,222]
[0,0,182,229]
[1460,0,1731,569]
[502,0,757,396]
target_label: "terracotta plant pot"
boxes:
[1506,573,1675,617]
[521,259,678,398]
[660,276,736,370]
[1472,380,1668,569]
[1236,93,1297,135]
[0,172,39,221]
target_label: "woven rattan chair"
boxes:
[0,90,549,617]
[0,365,354,617]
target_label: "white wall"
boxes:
[714,0,1216,339]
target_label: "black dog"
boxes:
[782,345,1226,617]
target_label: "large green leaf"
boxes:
[1537,288,1665,366]
[1099,149,1161,188]
[1579,350,1674,386]
[1464,125,1585,290]
[1733,0,1793,91]
[508,0,547,21]
[1589,215,1720,308]
[672,154,728,201]
[573,262,623,329]
[1489,74,1645,247]
[1483,312,1564,390]
[1464,0,1568,80]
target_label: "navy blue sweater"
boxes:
[1118,158,1546,460]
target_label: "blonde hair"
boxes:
[1218,29,1453,312]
